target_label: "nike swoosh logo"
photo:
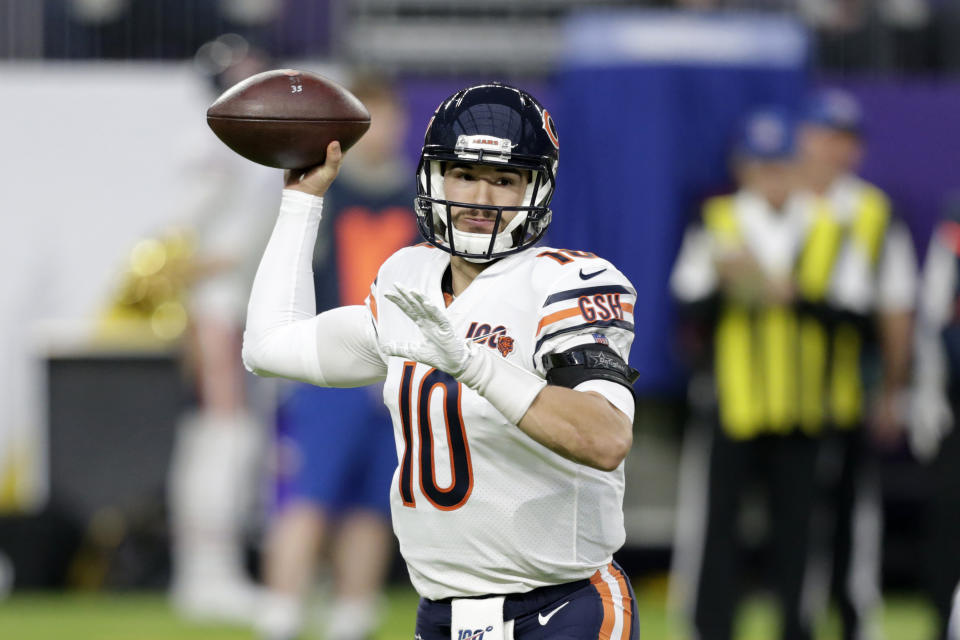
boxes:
[579,268,607,280]
[538,601,570,625]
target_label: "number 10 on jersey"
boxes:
[398,362,474,511]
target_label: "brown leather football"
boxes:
[206,69,370,169]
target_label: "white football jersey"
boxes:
[366,244,637,599]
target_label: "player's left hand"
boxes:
[382,284,475,376]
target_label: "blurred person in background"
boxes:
[796,88,917,640]
[670,108,821,640]
[255,76,418,640]
[166,34,279,623]
[911,206,960,640]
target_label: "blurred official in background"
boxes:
[796,88,917,640]
[671,108,820,640]
[912,207,960,640]
[256,76,418,640]
[166,35,278,623]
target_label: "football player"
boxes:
[243,83,640,639]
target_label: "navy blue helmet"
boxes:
[415,83,559,262]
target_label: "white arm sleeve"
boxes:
[242,189,387,387]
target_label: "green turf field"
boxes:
[0,587,937,640]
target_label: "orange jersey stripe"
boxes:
[590,570,617,640]
[609,563,633,640]
[536,307,582,334]
[537,302,634,335]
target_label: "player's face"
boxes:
[443,163,529,235]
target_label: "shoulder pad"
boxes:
[379,243,436,271]
[530,248,632,294]
[532,247,607,268]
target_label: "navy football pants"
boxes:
[415,562,639,640]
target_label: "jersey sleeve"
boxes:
[531,256,637,378]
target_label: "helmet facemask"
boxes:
[415,155,555,263]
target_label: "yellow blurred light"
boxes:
[151,301,188,340]
[129,239,167,277]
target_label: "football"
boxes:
[206,69,371,169]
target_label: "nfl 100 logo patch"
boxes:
[457,627,494,640]
[464,322,515,357]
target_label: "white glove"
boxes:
[382,285,473,377]
[908,387,954,462]
[382,284,546,424]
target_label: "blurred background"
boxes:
[1,1,959,639]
